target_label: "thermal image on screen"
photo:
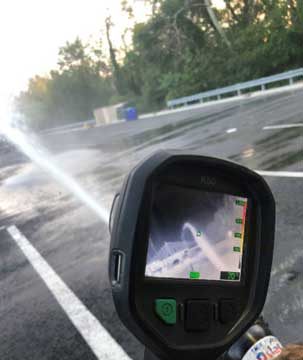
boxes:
[144,184,248,282]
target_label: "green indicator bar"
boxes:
[220,271,240,281]
[235,200,245,206]
[235,218,243,224]
[234,232,242,239]
[190,272,200,279]
[233,246,241,252]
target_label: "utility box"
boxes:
[94,103,138,124]
[94,103,125,125]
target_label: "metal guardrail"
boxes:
[167,68,303,108]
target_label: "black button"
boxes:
[185,300,211,332]
[219,300,237,324]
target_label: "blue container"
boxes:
[125,107,138,121]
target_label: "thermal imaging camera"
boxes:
[109,150,275,360]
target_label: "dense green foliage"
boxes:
[16,0,303,130]
[16,38,113,130]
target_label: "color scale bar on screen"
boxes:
[240,201,247,252]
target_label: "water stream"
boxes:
[1,109,110,224]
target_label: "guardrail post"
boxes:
[261,84,266,91]
[237,89,241,96]
[217,95,221,100]
[289,78,294,85]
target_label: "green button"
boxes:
[155,299,177,325]
[190,271,200,279]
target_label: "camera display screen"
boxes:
[145,184,248,282]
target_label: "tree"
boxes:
[16,0,303,123]
[119,0,222,108]
[15,76,51,130]
[119,0,303,107]
[105,16,126,95]
[16,38,113,130]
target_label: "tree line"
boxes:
[16,0,303,130]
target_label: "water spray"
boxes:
[0,100,110,224]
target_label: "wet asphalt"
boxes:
[1,88,303,359]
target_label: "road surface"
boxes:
[1,87,303,359]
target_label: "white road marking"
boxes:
[226,128,238,134]
[6,225,130,360]
[256,170,303,178]
[263,124,303,130]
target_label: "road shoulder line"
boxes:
[263,124,303,130]
[6,225,130,360]
[256,170,303,178]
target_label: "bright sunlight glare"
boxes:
[0,0,224,99]
[0,0,150,98]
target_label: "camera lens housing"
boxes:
[109,150,275,360]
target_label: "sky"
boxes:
[0,0,225,99]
